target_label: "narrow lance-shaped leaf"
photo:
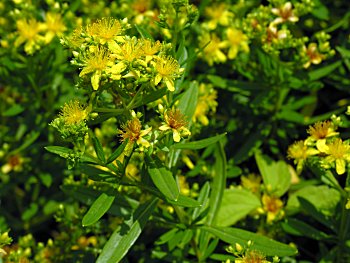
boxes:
[82,193,115,226]
[146,156,180,201]
[90,131,106,164]
[201,226,298,257]
[106,139,129,164]
[45,146,73,158]
[172,133,227,150]
[96,197,158,263]
[199,142,226,260]
[177,81,198,121]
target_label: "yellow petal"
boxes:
[336,159,346,175]
[173,130,181,142]
[154,74,162,86]
[316,139,328,153]
[165,79,175,92]
[91,71,101,90]
[159,125,170,131]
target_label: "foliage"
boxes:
[1,0,350,262]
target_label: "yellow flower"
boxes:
[109,37,143,62]
[323,138,350,175]
[265,24,288,44]
[86,17,123,45]
[154,56,183,92]
[42,12,67,44]
[241,174,262,194]
[271,2,299,25]
[287,140,319,173]
[306,121,338,152]
[235,250,270,263]
[60,100,88,125]
[204,3,233,30]
[199,33,226,66]
[14,18,44,54]
[80,47,111,90]
[302,43,324,68]
[140,38,161,63]
[262,194,284,223]
[1,154,25,174]
[193,83,218,125]
[224,28,249,60]
[119,113,152,150]
[159,109,191,142]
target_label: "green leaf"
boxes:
[17,131,40,153]
[2,104,24,116]
[133,87,167,108]
[177,81,199,121]
[45,146,73,158]
[199,142,226,261]
[38,173,53,188]
[281,218,332,241]
[22,203,39,221]
[171,133,227,150]
[192,182,210,221]
[146,156,180,201]
[276,110,305,124]
[96,197,158,263]
[82,193,116,226]
[286,185,341,218]
[215,188,261,227]
[308,61,341,81]
[255,153,291,197]
[134,24,154,40]
[233,128,267,164]
[61,185,139,215]
[106,139,129,164]
[311,2,329,20]
[201,226,298,257]
[90,132,106,164]
[207,142,227,224]
[167,194,201,207]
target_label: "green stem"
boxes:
[336,197,350,262]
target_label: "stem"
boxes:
[336,197,350,262]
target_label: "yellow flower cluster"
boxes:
[198,3,249,65]
[288,118,350,175]
[13,12,66,55]
[68,17,183,91]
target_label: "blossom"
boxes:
[1,154,25,174]
[192,83,217,126]
[60,100,88,125]
[80,47,111,90]
[14,18,44,54]
[224,28,249,60]
[323,138,350,175]
[261,194,284,223]
[119,113,152,150]
[235,250,270,263]
[154,56,183,92]
[241,174,262,194]
[271,2,299,25]
[140,38,161,63]
[287,140,319,173]
[305,121,338,152]
[42,12,67,44]
[204,3,233,30]
[109,37,143,62]
[86,17,123,44]
[302,43,324,68]
[199,33,227,66]
[265,24,288,44]
[159,109,191,142]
